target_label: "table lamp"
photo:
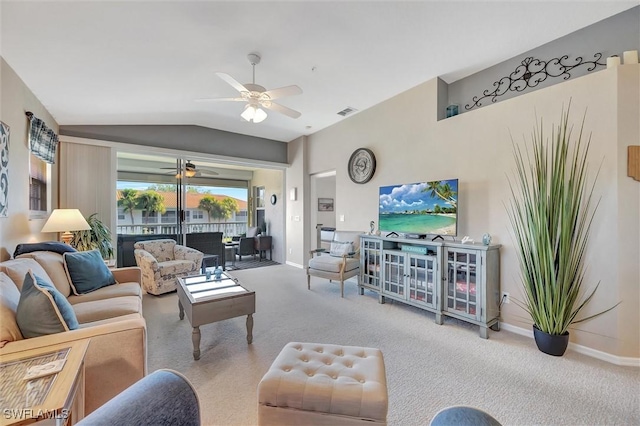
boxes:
[41,209,91,245]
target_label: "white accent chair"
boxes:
[307,230,361,298]
[134,239,203,295]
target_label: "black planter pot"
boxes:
[533,325,569,356]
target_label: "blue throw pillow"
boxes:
[16,270,79,338]
[63,250,116,295]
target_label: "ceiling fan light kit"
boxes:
[162,160,219,178]
[241,104,267,123]
[200,52,303,123]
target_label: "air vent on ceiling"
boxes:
[337,107,358,117]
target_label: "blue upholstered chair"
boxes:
[430,406,502,426]
[77,369,200,426]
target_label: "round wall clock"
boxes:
[348,148,376,184]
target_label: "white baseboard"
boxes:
[286,261,304,269]
[500,323,640,367]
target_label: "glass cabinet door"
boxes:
[361,239,381,289]
[383,252,405,297]
[446,249,478,319]
[407,255,437,308]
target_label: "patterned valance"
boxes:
[27,112,58,164]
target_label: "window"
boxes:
[29,154,49,215]
[161,210,176,223]
[143,211,158,223]
[117,208,126,221]
[192,210,203,220]
[256,186,265,209]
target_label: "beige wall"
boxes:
[285,136,307,268]
[0,58,59,260]
[59,142,116,251]
[302,65,640,358]
[251,168,285,263]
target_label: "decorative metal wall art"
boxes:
[465,53,605,111]
[0,121,9,217]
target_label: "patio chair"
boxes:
[186,232,224,272]
[236,226,261,261]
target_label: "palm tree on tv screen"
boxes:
[425,181,457,210]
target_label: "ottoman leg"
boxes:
[307,274,311,290]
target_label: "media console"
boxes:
[359,235,501,338]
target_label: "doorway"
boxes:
[309,171,336,249]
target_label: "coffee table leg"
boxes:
[246,314,253,344]
[178,299,184,320]
[192,326,201,360]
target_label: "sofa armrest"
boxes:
[77,369,200,426]
[134,249,158,271]
[174,245,204,273]
[174,245,203,261]
[0,318,147,415]
[111,266,141,284]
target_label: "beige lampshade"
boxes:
[42,209,90,244]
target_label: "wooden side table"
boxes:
[0,339,90,426]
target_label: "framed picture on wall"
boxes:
[0,121,9,217]
[318,198,334,212]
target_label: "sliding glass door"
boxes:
[116,152,250,265]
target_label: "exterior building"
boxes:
[116,190,248,235]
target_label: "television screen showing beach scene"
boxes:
[379,179,458,236]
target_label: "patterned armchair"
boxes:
[134,239,203,295]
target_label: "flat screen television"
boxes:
[379,179,458,237]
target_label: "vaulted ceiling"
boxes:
[1,1,636,142]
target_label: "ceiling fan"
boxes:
[197,53,302,123]
[161,160,219,178]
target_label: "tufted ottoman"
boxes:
[258,342,388,425]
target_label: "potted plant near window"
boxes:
[507,105,618,356]
[70,213,114,260]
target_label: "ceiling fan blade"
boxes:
[262,85,302,100]
[262,101,301,119]
[215,72,249,93]
[195,97,245,102]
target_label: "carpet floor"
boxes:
[143,265,639,426]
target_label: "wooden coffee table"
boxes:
[176,272,255,360]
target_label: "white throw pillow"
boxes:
[330,241,353,257]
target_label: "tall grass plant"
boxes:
[507,105,616,336]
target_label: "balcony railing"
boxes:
[117,221,248,237]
